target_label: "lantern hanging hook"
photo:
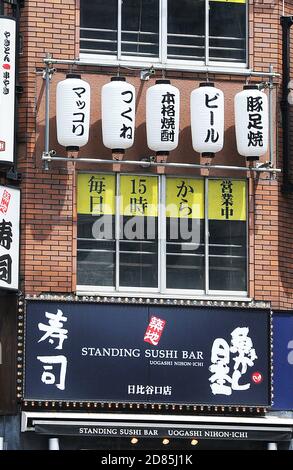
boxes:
[117,65,120,77]
[206,71,209,83]
[245,74,251,85]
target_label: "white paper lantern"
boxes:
[190,82,224,156]
[146,79,180,153]
[56,74,90,151]
[102,77,135,151]
[234,85,268,160]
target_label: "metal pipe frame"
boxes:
[41,154,281,174]
[43,56,280,79]
[42,57,280,175]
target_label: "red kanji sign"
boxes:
[144,316,166,346]
[0,189,11,214]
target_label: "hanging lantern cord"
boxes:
[117,65,120,77]
[206,72,209,83]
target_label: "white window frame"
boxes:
[79,0,248,70]
[77,173,248,298]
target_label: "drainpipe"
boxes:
[281,16,293,193]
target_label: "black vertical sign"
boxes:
[0,294,17,414]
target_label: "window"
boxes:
[80,0,247,66]
[77,173,247,295]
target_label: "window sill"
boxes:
[76,287,251,303]
[79,54,249,77]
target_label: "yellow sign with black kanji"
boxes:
[77,173,115,215]
[208,179,246,221]
[120,175,158,217]
[166,178,204,219]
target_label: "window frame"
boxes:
[76,172,248,298]
[79,0,248,69]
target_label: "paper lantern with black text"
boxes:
[102,77,136,151]
[190,82,224,157]
[234,85,268,161]
[146,79,180,153]
[56,74,91,151]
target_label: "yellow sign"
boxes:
[166,178,204,219]
[77,173,115,215]
[120,175,158,217]
[210,0,246,3]
[208,179,246,221]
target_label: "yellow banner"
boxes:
[208,179,246,221]
[120,175,158,217]
[77,173,115,215]
[166,178,204,219]
[210,0,246,3]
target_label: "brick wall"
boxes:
[17,0,293,309]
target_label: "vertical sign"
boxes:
[77,173,115,215]
[120,175,158,217]
[0,17,16,166]
[166,178,204,219]
[272,313,293,410]
[0,186,20,291]
[208,179,246,221]
[0,294,17,414]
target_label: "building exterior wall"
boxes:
[15,0,293,310]
[1,0,293,451]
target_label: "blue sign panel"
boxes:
[24,301,270,406]
[272,313,293,410]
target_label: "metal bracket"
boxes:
[255,161,272,169]
[140,66,155,81]
[16,84,23,95]
[6,166,21,182]
[42,150,56,171]
[4,0,24,6]
[42,67,56,81]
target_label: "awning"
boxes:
[21,412,293,442]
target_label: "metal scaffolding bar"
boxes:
[41,154,281,174]
[42,56,280,175]
[43,56,280,78]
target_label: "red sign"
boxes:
[0,189,11,214]
[144,316,166,346]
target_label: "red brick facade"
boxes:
[15,0,293,310]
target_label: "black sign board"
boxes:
[0,293,17,414]
[34,423,291,442]
[24,301,271,407]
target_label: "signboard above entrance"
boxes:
[24,301,271,407]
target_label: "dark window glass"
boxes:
[119,216,158,288]
[80,0,118,55]
[80,0,247,64]
[77,214,115,286]
[209,1,246,63]
[122,0,159,57]
[166,217,205,289]
[209,220,247,291]
[167,0,205,61]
